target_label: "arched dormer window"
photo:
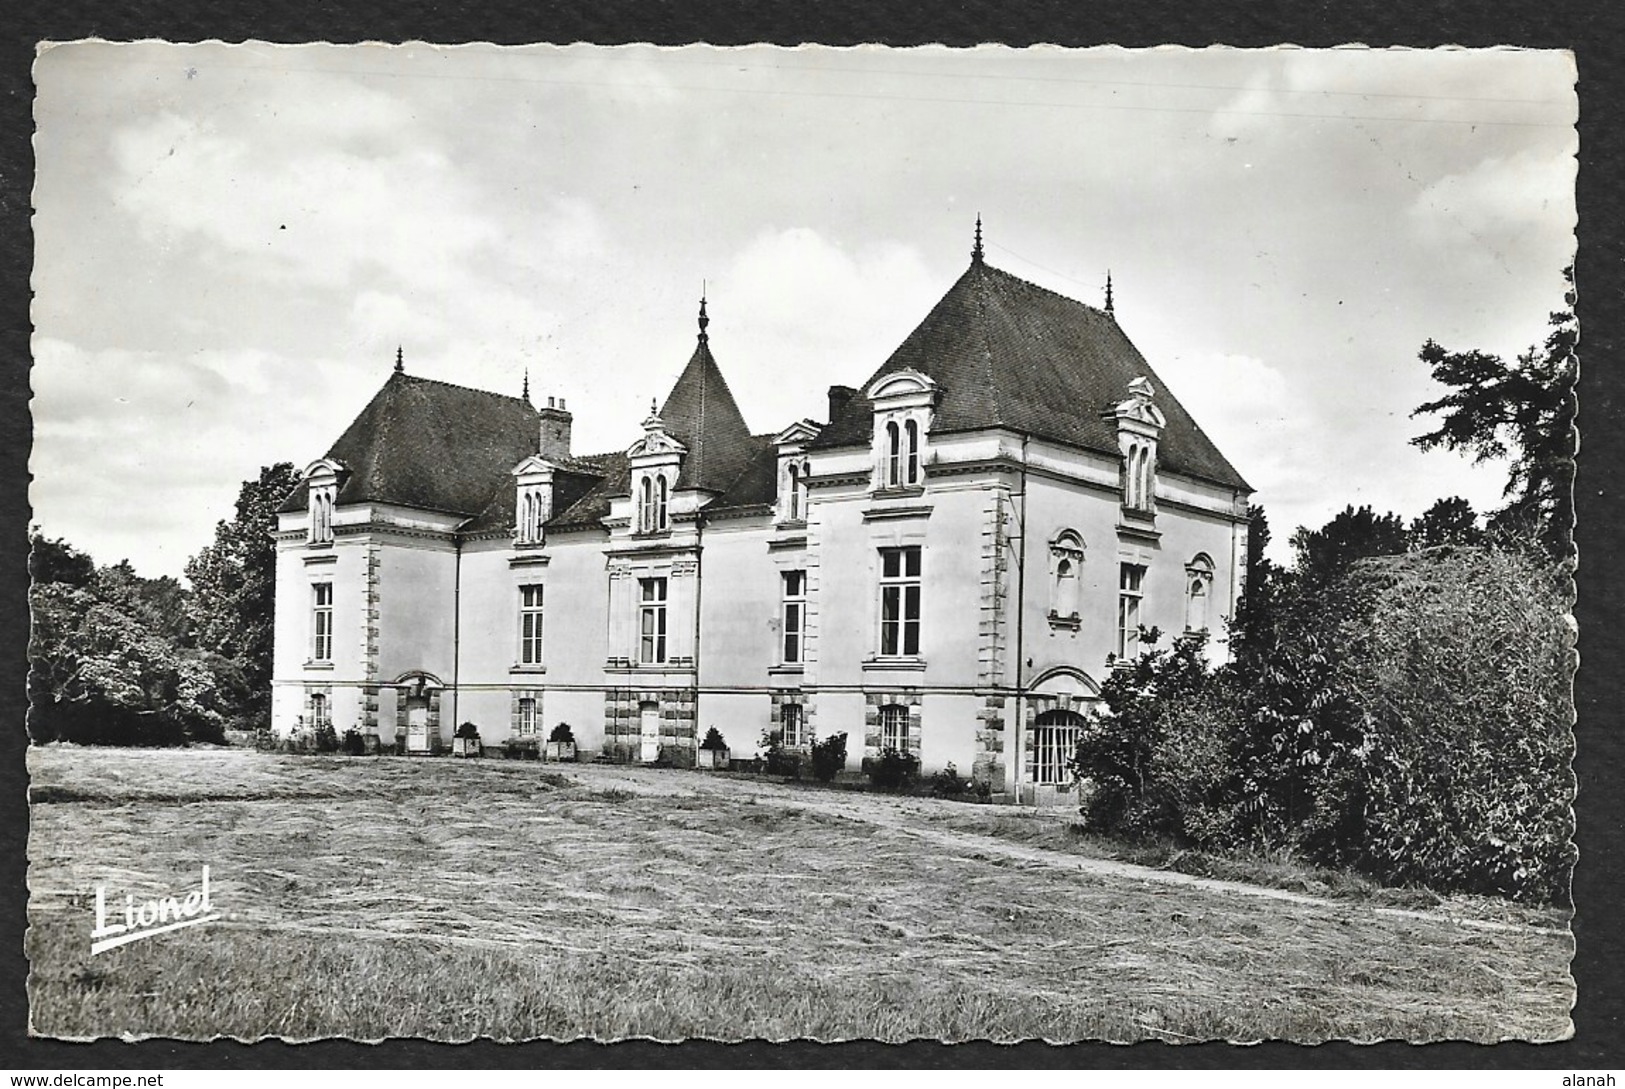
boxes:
[639,476,654,534]
[303,458,343,546]
[867,369,938,493]
[511,455,556,547]
[656,475,669,531]
[1185,553,1215,633]
[1106,377,1164,520]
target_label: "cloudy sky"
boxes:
[31,43,1576,578]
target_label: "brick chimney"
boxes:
[537,396,572,462]
[827,385,857,423]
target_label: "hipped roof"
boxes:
[809,258,1250,491]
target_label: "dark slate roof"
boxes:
[658,334,757,493]
[546,452,631,529]
[277,372,541,516]
[706,434,780,513]
[808,259,1250,491]
[463,456,616,535]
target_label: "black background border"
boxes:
[0,0,1618,1071]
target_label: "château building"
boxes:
[271,229,1252,803]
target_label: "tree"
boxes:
[29,529,95,588]
[1410,496,1483,549]
[1412,268,1576,557]
[1289,505,1409,587]
[184,463,301,728]
[29,553,229,746]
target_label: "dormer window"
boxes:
[637,471,670,534]
[511,455,556,546]
[1105,377,1165,519]
[302,458,344,545]
[787,461,810,521]
[627,404,684,537]
[772,420,822,525]
[866,369,938,493]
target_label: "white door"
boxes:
[406,698,430,754]
[639,702,661,763]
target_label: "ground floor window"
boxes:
[880,703,908,752]
[781,702,805,747]
[517,697,537,736]
[1032,709,1086,786]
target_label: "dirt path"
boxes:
[556,762,1554,936]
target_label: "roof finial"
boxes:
[394,345,404,374]
[972,214,984,265]
[698,283,709,344]
[1104,270,1114,316]
[522,368,531,404]
[650,397,659,417]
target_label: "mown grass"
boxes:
[27,746,1573,1042]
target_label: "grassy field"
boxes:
[26,746,1573,1043]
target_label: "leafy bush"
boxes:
[760,729,802,778]
[548,722,576,745]
[455,722,480,740]
[1327,547,1574,902]
[930,762,968,798]
[867,748,919,792]
[1074,632,1238,843]
[341,728,367,756]
[313,722,340,754]
[701,726,728,752]
[810,732,848,782]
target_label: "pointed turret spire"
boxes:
[394,345,404,374]
[698,286,710,345]
[1104,271,1114,316]
[972,215,984,265]
[522,368,531,404]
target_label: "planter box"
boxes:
[696,747,730,770]
[544,741,577,762]
[452,737,481,757]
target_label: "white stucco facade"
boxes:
[270,257,1252,803]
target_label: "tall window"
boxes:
[517,697,537,736]
[1117,563,1145,658]
[656,476,669,530]
[787,461,810,521]
[884,421,902,487]
[639,476,654,533]
[311,582,333,662]
[639,577,668,664]
[877,546,922,657]
[309,693,329,730]
[518,584,544,666]
[781,570,806,664]
[880,704,908,752]
[781,702,805,748]
[519,489,547,543]
[904,419,920,485]
[1032,710,1085,786]
[309,491,334,544]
